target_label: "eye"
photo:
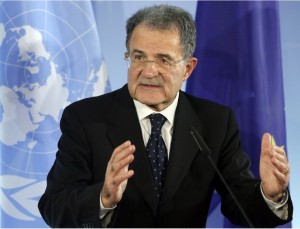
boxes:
[133,54,145,62]
[157,57,171,66]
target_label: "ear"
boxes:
[183,57,198,81]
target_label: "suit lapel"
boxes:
[106,87,204,213]
[106,85,158,214]
[163,92,203,203]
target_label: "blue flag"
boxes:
[186,1,290,227]
[0,1,110,227]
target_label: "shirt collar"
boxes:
[133,92,179,126]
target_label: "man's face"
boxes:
[127,24,197,111]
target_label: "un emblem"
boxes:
[0,1,109,227]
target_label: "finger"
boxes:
[272,167,290,187]
[271,155,290,175]
[273,145,286,156]
[271,147,288,164]
[111,150,135,174]
[271,146,289,166]
[111,141,135,164]
[112,140,132,158]
[111,169,135,186]
[114,144,135,164]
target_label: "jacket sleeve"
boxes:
[38,104,103,228]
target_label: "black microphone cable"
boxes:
[190,126,254,228]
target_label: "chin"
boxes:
[138,96,170,111]
[134,90,161,102]
[140,98,162,106]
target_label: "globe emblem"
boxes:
[0,1,109,226]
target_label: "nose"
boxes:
[141,61,159,78]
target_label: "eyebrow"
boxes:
[131,49,175,60]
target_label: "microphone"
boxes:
[190,126,254,228]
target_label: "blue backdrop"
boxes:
[186,1,289,227]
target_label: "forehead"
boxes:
[129,24,183,57]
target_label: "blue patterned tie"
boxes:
[146,113,168,200]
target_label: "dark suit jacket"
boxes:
[38,85,293,228]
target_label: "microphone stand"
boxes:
[190,126,254,228]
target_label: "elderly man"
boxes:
[39,4,293,227]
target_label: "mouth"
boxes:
[139,83,161,89]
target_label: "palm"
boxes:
[260,141,280,196]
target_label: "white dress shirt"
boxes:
[133,92,179,157]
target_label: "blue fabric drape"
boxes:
[186,1,289,227]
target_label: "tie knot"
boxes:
[149,113,166,132]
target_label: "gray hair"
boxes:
[125,4,196,59]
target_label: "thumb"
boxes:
[261,133,272,155]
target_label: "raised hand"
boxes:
[101,141,135,208]
[260,133,290,202]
